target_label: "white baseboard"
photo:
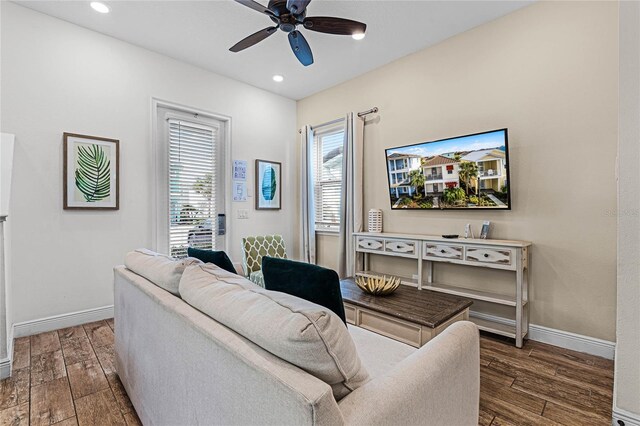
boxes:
[13,305,114,338]
[528,323,615,360]
[0,357,10,379]
[1,326,15,379]
[470,312,615,360]
[613,407,640,426]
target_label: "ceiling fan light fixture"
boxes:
[272,74,284,82]
[90,2,110,13]
[352,32,366,40]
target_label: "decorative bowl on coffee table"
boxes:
[355,275,401,296]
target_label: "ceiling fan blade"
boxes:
[303,16,366,36]
[286,0,311,15]
[233,0,274,16]
[229,26,278,52]
[288,30,313,66]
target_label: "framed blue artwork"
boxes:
[255,159,281,210]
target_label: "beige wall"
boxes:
[297,1,618,341]
[614,0,640,419]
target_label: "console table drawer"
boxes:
[384,240,417,257]
[466,247,513,266]
[358,309,422,347]
[424,243,463,260]
[357,237,384,251]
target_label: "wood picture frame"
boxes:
[255,159,281,210]
[63,132,120,210]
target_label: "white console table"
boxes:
[354,232,531,348]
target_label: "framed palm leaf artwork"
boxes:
[255,159,281,210]
[63,133,119,210]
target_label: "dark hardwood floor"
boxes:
[478,332,613,425]
[0,321,613,425]
[0,319,140,426]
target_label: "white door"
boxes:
[156,106,227,256]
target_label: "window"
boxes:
[312,123,345,232]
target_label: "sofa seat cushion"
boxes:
[179,263,370,400]
[348,325,417,379]
[124,249,202,296]
[187,247,237,274]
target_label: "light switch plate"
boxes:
[237,209,249,219]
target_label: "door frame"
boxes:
[151,98,231,255]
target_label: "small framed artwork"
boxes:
[63,132,119,210]
[255,159,281,210]
[480,221,491,239]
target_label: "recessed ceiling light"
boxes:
[90,2,110,14]
[272,75,284,83]
[352,32,366,41]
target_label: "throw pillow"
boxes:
[187,247,237,274]
[262,257,346,324]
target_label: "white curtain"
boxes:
[300,125,316,264]
[338,113,364,278]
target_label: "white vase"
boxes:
[368,209,383,233]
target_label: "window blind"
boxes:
[168,119,218,257]
[312,126,345,232]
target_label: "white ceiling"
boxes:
[15,0,533,100]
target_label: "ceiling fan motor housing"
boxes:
[268,0,294,17]
[268,0,304,32]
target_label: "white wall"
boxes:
[0,3,297,324]
[614,0,640,421]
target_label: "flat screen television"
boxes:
[385,128,510,210]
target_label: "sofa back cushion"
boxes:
[179,263,369,400]
[125,249,202,296]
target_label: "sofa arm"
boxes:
[338,321,480,426]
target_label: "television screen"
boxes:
[385,129,510,210]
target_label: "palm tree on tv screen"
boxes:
[409,169,426,197]
[458,161,478,196]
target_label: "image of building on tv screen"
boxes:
[386,129,510,209]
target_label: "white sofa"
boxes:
[114,262,480,425]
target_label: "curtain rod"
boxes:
[357,107,379,117]
[298,107,379,134]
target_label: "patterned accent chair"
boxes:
[241,235,287,287]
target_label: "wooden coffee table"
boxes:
[341,278,473,348]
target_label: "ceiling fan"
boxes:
[229,0,367,67]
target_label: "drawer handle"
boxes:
[440,249,446,254]
[484,253,489,258]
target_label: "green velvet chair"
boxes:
[241,235,287,287]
